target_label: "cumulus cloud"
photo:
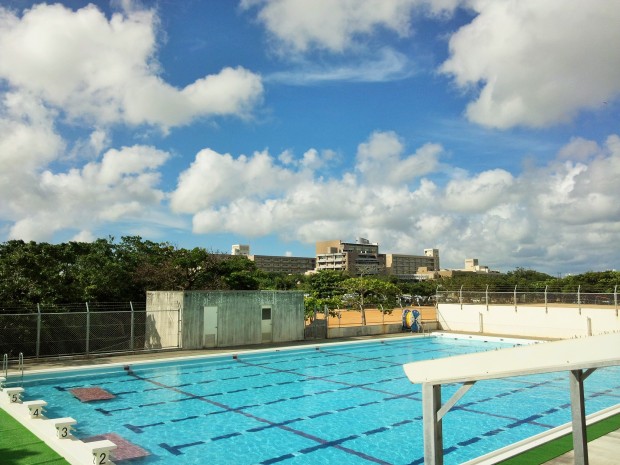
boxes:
[243,0,461,53]
[441,0,620,128]
[356,131,444,184]
[167,130,619,272]
[6,145,170,241]
[0,3,263,129]
[242,0,413,53]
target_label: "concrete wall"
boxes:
[328,321,438,339]
[145,291,183,349]
[438,303,619,338]
[147,290,305,349]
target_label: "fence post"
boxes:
[615,285,618,317]
[130,302,135,351]
[514,285,518,312]
[85,302,90,356]
[545,285,548,313]
[459,285,463,309]
[36,304,41,359]
[577,285,581,315]
[485,285,489,311]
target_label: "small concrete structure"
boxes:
[5,386,24,403]
[53,417,77,439]
[146,290,305,349]
[88,439,117,465]
[23,400,47,418]
[403,332,620,465]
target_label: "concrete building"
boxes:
[249,255,316,274]
[146,290,305,349]
[464,258,492,273]
[316,238,385,275]
[385,248,440,280]
[231,244,250,256]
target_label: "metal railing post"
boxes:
[18,352,23,386]
[577,285,581,315]
[130,301,135,351]
[36,304,41,359]
[85,302,90,356]
[545,285,548,313]
[514,285,518,312]
[485,285,489,311]
[615,285,618,317]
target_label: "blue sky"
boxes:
[0,0,619,274]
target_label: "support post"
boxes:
[569,369,589,465]
[36,304,41,359]
[422,383,443,465]
[85,302,90,356]
[130,301,135,351]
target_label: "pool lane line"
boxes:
[125,370,396,464]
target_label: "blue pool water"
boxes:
[15,336,620,465]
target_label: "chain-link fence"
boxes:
[0,302,180,360]
[436,286,618,309]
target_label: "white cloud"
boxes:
[242,0,414,53]
[6,145,170,241]
[170,148,305,213]
[441,0,620,128]
[243,0,462,53]
[442,169,515,212]
[168,130,619,272]
[356,131,444,184]
[265,47,414,84]
[0,3,263,129]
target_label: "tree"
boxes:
[305,270,346,299]
[340,277,400,325]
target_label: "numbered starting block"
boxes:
[5,387,24,403]
[23,400,47,419]
[0,376,5,391]
[89,440,117,465]
[53,417,77,439]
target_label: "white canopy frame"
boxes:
[403,333,620,465]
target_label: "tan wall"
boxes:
[438,303,619,338]
[328,321,439,339]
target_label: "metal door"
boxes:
[203,306,218,347]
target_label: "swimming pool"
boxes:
[13,335,620,464]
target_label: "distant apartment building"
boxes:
[384,248,440,280]
[231,244,250,256]
[231,240,441,278]
[249,255,316,274]
[316,238,385,275]
[231,245,315,273]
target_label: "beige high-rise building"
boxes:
[315,238,384,275]
[231,244,250,256]
[385,249,439,280]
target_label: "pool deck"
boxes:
[541,430,620,465]
[3,332,619,465]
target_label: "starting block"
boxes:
[53,417,77,439]
[23,400,47,418]
[0,376,5,391]
[89,439,117,465]
[5,387,24,403]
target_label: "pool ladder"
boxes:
[2,352,24,386]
